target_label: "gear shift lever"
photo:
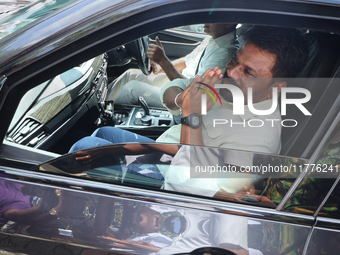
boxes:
[138,96,152,126]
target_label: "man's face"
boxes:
[132,206,161,234]
[204,23,232,39]
[221,42,281,104]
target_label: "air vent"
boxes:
[92,70,103,87]
[92,58,108,87]
[7,117,44,145]
[28,131,48,147]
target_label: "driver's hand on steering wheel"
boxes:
[147,36,168,68]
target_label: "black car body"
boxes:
[1,0,340,254]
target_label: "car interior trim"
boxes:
[0,140,59,164]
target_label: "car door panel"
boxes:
[305,222,340,254]
[0,170,313,255]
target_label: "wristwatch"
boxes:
[181,113,202,129]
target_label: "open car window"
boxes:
[4,0,340,253]
[282,115,340,216]
[174,24,205,34]
[38,140,340,213]
[4,22,340,217]
[38,143,309,209]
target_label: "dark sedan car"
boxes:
[1,0,340,254]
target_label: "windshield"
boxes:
[0,0,77,40]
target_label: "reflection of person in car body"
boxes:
[69,26,309,191]
[0,177,63,229]
[128,206,173,248]
[0,174,31,228]
[95,201,174,252]
[0,177,88,232]
[107,24,237,107]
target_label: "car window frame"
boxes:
[0,0,340,220]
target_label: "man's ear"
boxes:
[267,81,287,99]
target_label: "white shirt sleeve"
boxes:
[159,78,192,116]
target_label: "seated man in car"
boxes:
[69,26,309,193]
[160,26,309,194]
[107,24,237,108]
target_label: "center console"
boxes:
[114,107,174,129]
[98,98,174,139]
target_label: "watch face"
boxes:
[192,115,200,126]
[181,114,202,128]
[190,114,202,128]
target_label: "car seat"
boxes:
[280,32,340,158]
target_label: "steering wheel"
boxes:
[126,36,152,75]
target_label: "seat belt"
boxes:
[195,48,207,75]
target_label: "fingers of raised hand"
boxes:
[155,36,163,48]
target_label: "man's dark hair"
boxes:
[243,26,309,78]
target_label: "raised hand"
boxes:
[147,36,168,66]
[181,67,223,116]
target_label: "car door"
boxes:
[0,143,316,254]
[1,0,340,255]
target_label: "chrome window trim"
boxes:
[0,75,6,93]
[0,166,315,227]
[317,216,340,227]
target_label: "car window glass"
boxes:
[281,119,340,215]
[38,143,307,209]
[4,24,340,213]
[174,24,205,34]
[318,181,340,218]
[308,121,340,218]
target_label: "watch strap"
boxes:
[181,115,190,126]
[181,113,202,129]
